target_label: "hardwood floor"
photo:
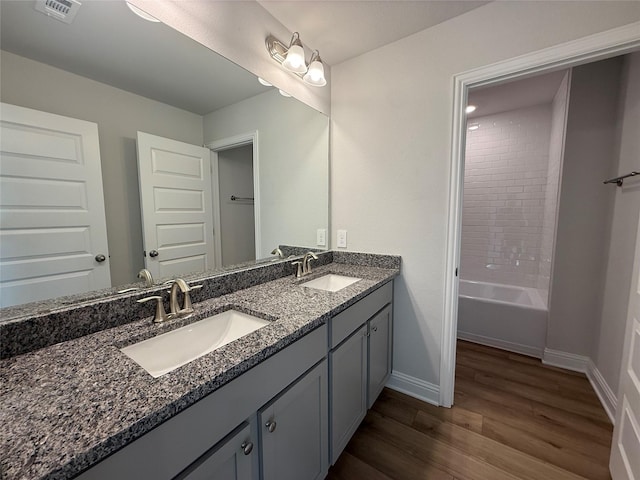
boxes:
[326,340,613,480]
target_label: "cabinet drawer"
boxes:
[330,281,392,348]
[175,422,254,480]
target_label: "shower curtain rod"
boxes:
[603,171,639,187]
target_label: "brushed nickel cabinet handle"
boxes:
[241,441,253,455]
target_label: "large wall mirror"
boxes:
[0,0,329,309]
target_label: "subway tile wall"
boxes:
[461,104,553,290]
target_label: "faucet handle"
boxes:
[182,284,203,313]
[137,296,168,323]
[291,261,303,278]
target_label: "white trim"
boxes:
[542,347,589,372]
[209,150,223,268]
[442,21,640,407]
[206,131,261,260]
[458,332,543,359]
[386,371,440,406]
[587,360,617,424]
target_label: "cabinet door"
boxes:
[260,360,328,480]
[368,304,392,408]
[330,324,367,465]
[176,422,254,480]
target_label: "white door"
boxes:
[0,103,111,307]
[136,132,215,280]
[610,211,640,480]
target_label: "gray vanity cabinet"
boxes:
[367,304,393,408]
[329,324,368,465]
[328,281,393,465]
[176,423,254,480]
[259,360,328,480]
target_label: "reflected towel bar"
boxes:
[604,171,639,187]
[230,195,254,202]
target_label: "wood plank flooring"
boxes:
[326,340,613,480]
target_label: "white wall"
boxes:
[0,51,204,286]
[539,73,570,303]
[461,104,552,290]
[331,1,640,396]
[594,52,640,396]
[547,57,623,358]
[203,90,329,258]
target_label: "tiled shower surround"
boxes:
[461,102,564,297]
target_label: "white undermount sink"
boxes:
[302,274,361,292]
[120,310,270,378]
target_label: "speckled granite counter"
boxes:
[0,257,399,480]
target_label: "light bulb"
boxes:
[303,57,326,87]
[465,105,477,114]
[282,44,307,74]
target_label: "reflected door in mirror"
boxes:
[0,103,111,307]
[136,132,216,280]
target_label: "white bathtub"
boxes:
[457,280,548,358]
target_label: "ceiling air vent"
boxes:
[34,0,82,24]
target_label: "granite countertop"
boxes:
[0,261,399,480]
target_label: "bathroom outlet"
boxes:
[337,230,347,248]
[316,228,326,247]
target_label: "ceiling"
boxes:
[257,0,490,66]
[468,70,568,119]
[1,0,490,114]
[0,0,269,115]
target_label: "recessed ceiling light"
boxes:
[468,123,479,131]
[465,105,477,114]
[258,77,272,87]
[126,2,161,22]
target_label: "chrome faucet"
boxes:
[271,247,285,259]
[302,252,318,275]
[138,268,154,287]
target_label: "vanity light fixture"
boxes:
[278,89,292,97]
[258,77,273,87]
[465,105,477,114]
[266,32,327,87]
[303,51,327,87]
[125,2,161,22]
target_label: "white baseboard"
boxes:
[458,331,543,358]
[587,360,616,424]
[386,371,440,406]
[542,348,589,373]
[542,348,616,424]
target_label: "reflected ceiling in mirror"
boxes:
[0,0,329,310]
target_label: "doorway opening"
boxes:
[217,144,256,267]
[207,131,260,268]
[441,24,640,408]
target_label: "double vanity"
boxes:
[0,251,400,480]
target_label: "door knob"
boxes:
[95,254,106,262]
[149,250,159,258]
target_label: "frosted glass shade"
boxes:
[303,59,327,86]
[282,44,307,73]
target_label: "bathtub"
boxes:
[457,280,548,358]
